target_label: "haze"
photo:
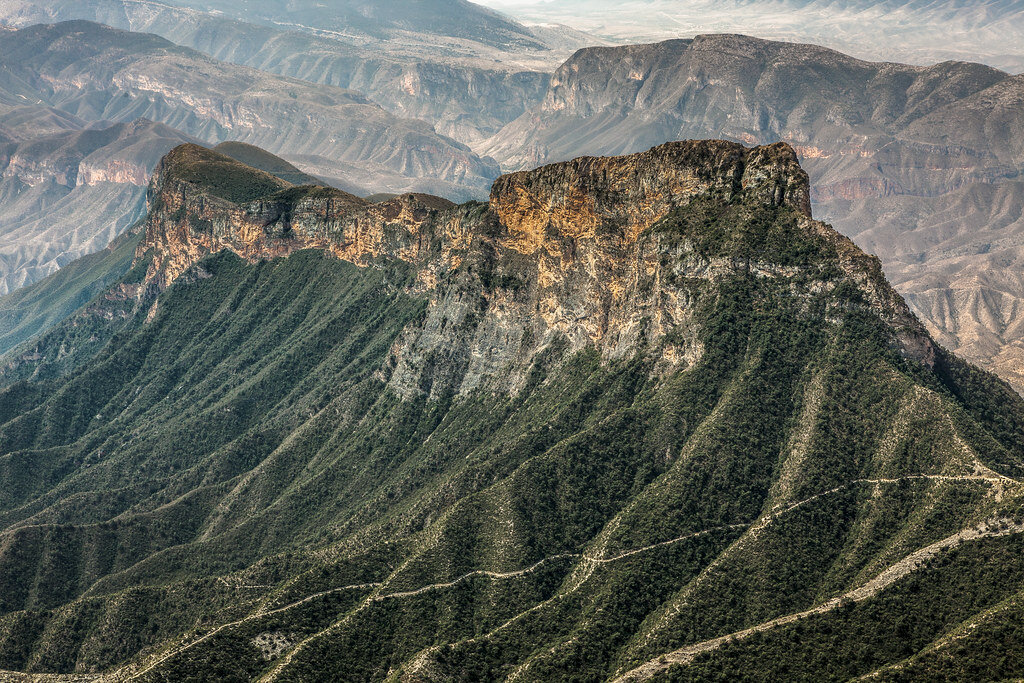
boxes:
[478,0,1024,73]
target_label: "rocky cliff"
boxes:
[480,34,1024,391]
[137,140,933,399]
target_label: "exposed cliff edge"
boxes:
[133,140,933,398]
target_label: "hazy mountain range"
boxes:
[0,138,1020,681]
[0,18,511,293]
[0,112,195,295]
[0,0,595,145]
[483,0,1024,73]
[0,21,500,196]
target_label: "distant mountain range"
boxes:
[481,34,1024,391]
[0,0,597,145]
[485,0,1024,73]
[0,112,195,295]
[0,21,500,198]
[159,0,550,49]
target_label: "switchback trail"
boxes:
[8,473,1012,682]
[611,518,1024,682]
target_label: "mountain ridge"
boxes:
[485,0,1024,73]
[0,140,1021,681]
[127,139,940,386]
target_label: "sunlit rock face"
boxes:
[140,140,930,400]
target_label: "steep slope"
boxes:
[827,180,1024,394]
[0,115,196,295]
[482,35,1024,391]
[0,141,370,362]
[0,20,500,200]
[0,141,1021,682]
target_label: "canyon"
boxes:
[0,115,195,295]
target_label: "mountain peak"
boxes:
[133,140,933,397]
[154,143,293,205]
[491,140,812,253]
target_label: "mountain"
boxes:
[481,34,1024,392]
[0,20,501,200]
[0,113,196,295]
[157,0,549,50]
[0,140,1021,681]
[0,1,601,146]
[484,0,1024,73]
[0,139,369,354]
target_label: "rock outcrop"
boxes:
[138,140,934,399]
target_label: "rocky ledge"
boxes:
[135,140,933,397]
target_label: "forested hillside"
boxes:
[0,142,1020,681]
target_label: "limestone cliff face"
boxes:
[138,140,932,398]
[490,141,811,250]
[76,159,151,186]
[138,176,454,291]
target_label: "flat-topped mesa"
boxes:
[491,140,812,253]
[134,140,932,397]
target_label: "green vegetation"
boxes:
[662,535,1024,682]
[654,196,834,269]
[161,144,291,204]
[0,175,1020,681]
